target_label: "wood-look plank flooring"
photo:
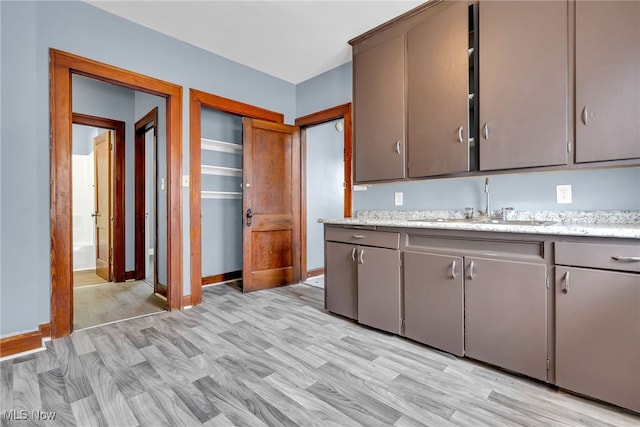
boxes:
[74,281,166,331]
[2,283,638,426]
[73,269,108,288]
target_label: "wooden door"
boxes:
[478,0,568,170]
[325,242,358,320]
[353,34,406,182]
[556,267,640,412]
[242,118,300,292]
[575,1,640,163]
[404,251,464,356]
[93,130,112,281]
[407,1,470,177]
[464,256,548,381]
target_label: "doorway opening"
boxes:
[295,103,353,285]
[70,108,165,331]
[134,107,167,299]
[50,49,183,338]
[188,89,285,304]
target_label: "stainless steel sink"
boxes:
[408,218,556,226]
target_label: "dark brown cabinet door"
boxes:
[325,242,358,320]
[575,1,640,163]
[404,252,464,356]
[556,267,640,412]
[357,246,401,334]
[354,34,406,182]
[478,1,568,170]
[465,257,548,381]
[407,1,469,178]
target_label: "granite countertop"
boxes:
[319,210,640,239]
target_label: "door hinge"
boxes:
[546,275,550,289]
[546,358,550,372]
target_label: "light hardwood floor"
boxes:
[74,281,167,331]
[73,269,108,288]
[1,283,638,426]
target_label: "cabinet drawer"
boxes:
[555,241,640,273]
[325,227,399,249]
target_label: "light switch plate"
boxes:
[395,192,404,206]
[182,175,189,187]
[556,184,572,204]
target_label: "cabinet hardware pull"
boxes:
[351,247,357,262]
[457,126,464,143]
[483,123,489,140]
[359,249,365,264]
[451,260,457,279]
[611,256,640,262]
[352,235,366,239]
[468,260,475,280]
[395,141,401,154]
[582,106,589,125]
[563,271,570,293]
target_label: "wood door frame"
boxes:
[295,103,353,281]
[50,49,183,338]
[134,108,159,284]
[71,113,126,283]
[189,88,284,306]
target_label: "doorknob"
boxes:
[246,208,253,226]
[91,212,98,217]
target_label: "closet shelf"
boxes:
[201,191,242,200]
[201,138,243,154]
[201,165,242,177]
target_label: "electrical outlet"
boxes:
[182,175,190,187]
[395,192,403,206]
[556,184,572,204]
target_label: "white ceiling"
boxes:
[87,0,425,84]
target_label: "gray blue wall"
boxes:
[296,62,352,117]
[353,167,640,213]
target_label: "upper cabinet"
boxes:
[478,0,568,171]
[407,1,471,177]
[350,0,640,184]
[575,1,640,163]
[353,34,406,182]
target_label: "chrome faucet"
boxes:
[484,177,490,217]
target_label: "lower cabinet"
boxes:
[555,266,640,412]
[464,257,548,381]
[324,225,638,413]
[325,242,358,320]
[403,251,464,356]
[324,227,401,333]
[357,246,401,334]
